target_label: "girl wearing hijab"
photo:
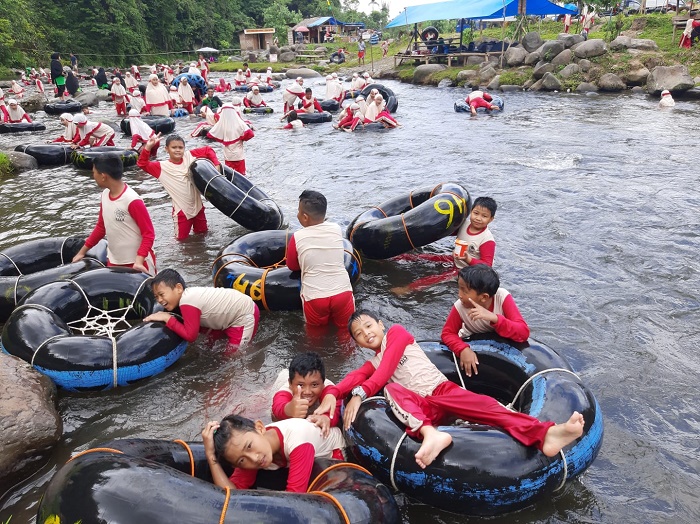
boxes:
[177,77,196,114]
[128,90,146,114]
[9,81,25,99]
[0,88,8,121]
[206,103,254,175]
[282,77,305,114]
[50,113,78,142]
[94,67,109,89]
[234,69,247,86]
[163,66,174,86]
[335,103,362,132]
[111,77,128,116]
[127,109,158,156]
[5,99,31,123]
[264,67,273,86]
[198,54,209,81]
[65,70,80,97]
[124,72,139,94]
[215,77,231,93]
[130,64,142,81]
[325,75,345,103]
[72,113,116,147]
[243,85,267,108]
[191,105,217,138]
[145,74,172,116]
[364,94,398,128]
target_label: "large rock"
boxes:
[74,90,97,107]
[578,59,592,72]
[466,56,485,66]
[573,39,607,59]
[285,68,322,79]
[279,51,297,63]
[0,354,62,494]
[551,49,572,67]
[533,62,554,80]
[560,63,581,79]
[19,93,46,113]
[279,46,292,54]
[541,72,562,91]
[4,151,38,172]
[524,50,541,66]
[95,89,112,101]
[438,78,454,88]
[269,45,280,55]
[528,78,544,91]
[505,46,528,66]
[626,67,650,86]
[457,69,478,87]
[610,35,632,51]
[541,41,565,62]
[413,63,446,84]
[487,75,501,91]
[628,39,659,51]
[521,32,544,53]
[598,73,626,91]
[575,82,599,93]
[500,84,522,92]
[479,65,498,83]
[557,33,584,48]
[646,65,695,95]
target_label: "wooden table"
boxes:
[295,54,320,63]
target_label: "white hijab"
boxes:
[128,109,155,139]
[73,113,101,138]
[60,113,76,140]
[246,88,264,105]
[207,104,250,144]
[111,80,127,96]
[129,92,146,112]
[10,81,24,94]
[124,73,139,89]
[200,105,217,125]
[356,96,367,116]
[326,78,343,99]
[235,70,247,83]
[145,76,170,105]
[177,80,195,103]
[8,100,26,121]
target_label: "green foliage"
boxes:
[559,72,585,91]
[0,152,14,177]
[263,0,303,42]
[499,69,531,86]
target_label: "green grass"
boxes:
[499,69,532,86]
[0,153,14,177]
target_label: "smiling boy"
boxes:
[453,196,497,269]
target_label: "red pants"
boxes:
[225,159,246,175]
[182,102,194,114]
[173,207,207,240]
[302,290,354,327]
[203,304,260,349]
[92,135,115,147]
[115,101,127,115]
[469,98,492,110]
[384,380,554,450]
[107,250,157,276]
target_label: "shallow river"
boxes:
[1,78,699,524]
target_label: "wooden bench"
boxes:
[295,54,320,63]
[393,51,491,67]
[673,16,689,43]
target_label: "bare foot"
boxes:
[415,426,452,469]
[390,285,411,296]
[542,412,585,457]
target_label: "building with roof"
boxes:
[238,28,276,51]
[290,17,365,44]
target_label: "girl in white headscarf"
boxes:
[9,81,25,99]
[335,103,362,132]
[325,75,345,103]
[130,64,142,81]
[190,105,217,137]
[177,77,196,114]
[206,103,254,175]
[364,94,398,128]
[282,77,305,114]
[169,85,181,108]
[72,113,116,146]
[244,85,267,108]
[6,99,32,123]
[163,66,174,86]
[128,109,158,156]
[234,69,247,86]
[355,95,367,117]
[128,90,146,113]
[111,77,128,116]
[124,72,139,93]
[145,74,172,116]
[264,67,273,85]
[50,113,78,142]
[0,87,8,121]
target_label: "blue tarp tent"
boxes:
[386,0,576,28]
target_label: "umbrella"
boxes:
[196,47,219,53]
[295,26,310,32]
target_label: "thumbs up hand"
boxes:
[285,385,309,419]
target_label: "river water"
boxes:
[0,78,698,524]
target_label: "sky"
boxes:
[357,0,444,19]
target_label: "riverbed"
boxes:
[1,79,699,523]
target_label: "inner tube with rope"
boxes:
[347,182,471,259]
[344,89,361,100]
[171,73,207,99]
[212,230,361,311]
[14,144,74,166]
[297,111,332,124]
[360,83,398,113]
[71,146,139,170]
[0,122,47,134]
[0,267,188,391]
[243,106,274,115]
[120,115,176,136]
[345,337,603,516]
[329,52,346,64]
[43,99,82,115]
[190,160,284,231]
[320,99,340,112]
[454,95,505,113]
[36,442,401,524]
[420,25,439,44]
[0,236,107,322]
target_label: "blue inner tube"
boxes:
[36,444,400,524]
[243,106,274,114]
[212,230,361,311]
[120,116,176,136]
[454,95,504,113]
[297,111,332,124]
[320,99,340,112]
[171,73,207,99]
[345,337,603,516]
[44,99,82,115]
[344,89,361,99]
[71,146,138,170]
[190,160,284,231]
[0,236,107,322]
[360,83,398,113]
[347,182,471,259]
[171,108,190,118]
[0,267,187,391]
[0,122,47,134]
[14,144,74,166]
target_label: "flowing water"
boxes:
[0,79,699,524]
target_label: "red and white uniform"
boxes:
[165,287,259,348]
[215,78,231,92]
[177,81,196,114]
[130,64,141,81]
[453,224,495,268]
[137,146,219,240]
[111,81,128,115]
[283,119,304,130]
[328,325,553,448]
[264,68,273,85]
[123,72,139,93]
[286,222,354,327]
[441,288,530,356]
[52,112,78,142]
[325,76,345,103]
[679,19,700,47]
[73,115,115,146]
[0,89,6,122]
[145,76,172,116]
[163,67,174,86]
[337,104,362,131]
[197,58,209,81]
[283,81,305,113]
[127,109,157,155]
[364,97,397,127]
[299,95,323,114]
[191,105,216,137]
[83,184,156,273]
[271,370,342,427]
[244,89,266,108]
[234,70,247,86]
[128,92,146,114]
[206,104,254,174]
[244,67,252,78]
[9,81,25,99]
[353,75,367,90]
[563,14,572,33]
[6,101,31,123]
[467,90,493,111]
[35,78,46,94]
[229,418,346,493]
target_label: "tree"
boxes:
[263,0,302,43]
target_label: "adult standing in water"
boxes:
[50,52,65,98]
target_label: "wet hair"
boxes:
[458,265,499,297]
[287,110,298,122]
[305,87,312,96]
[347,309,380,337]
[472,196,497,217]
[150,268,187,290]
[213,414,257,463]
[165,134,186,147]
[288,352,326,382]
[93,153,124,180]
[298,189,327,220]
